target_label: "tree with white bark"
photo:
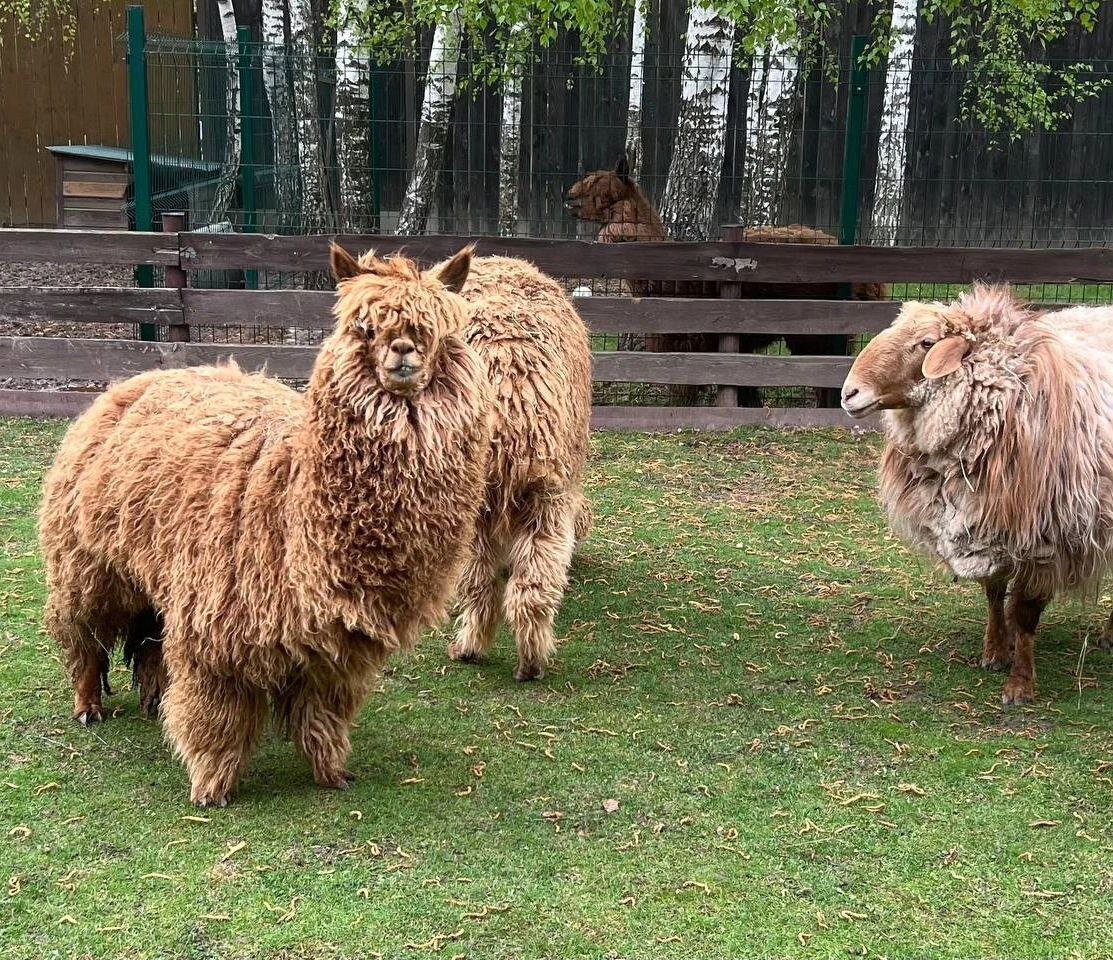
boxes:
[624,0,648,182]
[395,10,464,235]
[497,23,529,237]
[261,0,300,232]
[287,0,333,234]
[335,15,375,231]
[658,4,734,241]
[207,0,241,226]
[869,0,920,244]
[739,37,799,227]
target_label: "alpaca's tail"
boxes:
[122,609,168,719]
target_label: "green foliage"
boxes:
[0,0,88,45]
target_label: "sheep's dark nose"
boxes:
[843,386,860,401]
[390,337,415,357]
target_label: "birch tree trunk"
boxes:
[659,6,733,241]
[869,0,919,245]
[396,10,464,235]
[261,0,299,232]
[207,0,240,226]
[335,20,374,230]
[739,39,798,227]
[288,0,331,233]
[497,25,527,237]
[624,0,648,181]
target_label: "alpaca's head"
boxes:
[329,244,473,398]
[841,284,1030,417]
[566,155,638,223]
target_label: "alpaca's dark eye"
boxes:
[920,339,936,350]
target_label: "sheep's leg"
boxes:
[979,574,1012,671]
[275,673,374,789]
[448,538,504,665]
[504,499,576,682]
[1100,607,1113,652]
[163,669,266,807]
[1001,589,1048,706]
[46,596,113,726]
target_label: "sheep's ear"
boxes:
[614,154,631,181]
[922,335,970,379]
[435,245,474,294]
[330,242,363,282]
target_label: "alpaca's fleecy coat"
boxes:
[445,255,593,680]
[40,253,493,804]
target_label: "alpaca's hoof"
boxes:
[979,654,1011,672]
[447,641,481,664]
[1099,632,1113,653]
[514,663,544,683]
[192,791,231,809]
[317,770,356,790]
[1001,680,1034,706]
[74,705,103,726]
[139,692,162,721]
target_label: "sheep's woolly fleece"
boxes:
[880,285,1113,598]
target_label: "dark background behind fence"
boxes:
[6,1,1113,247]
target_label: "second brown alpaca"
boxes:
[566,156,887,406]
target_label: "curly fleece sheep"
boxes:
[39,246,492,806]
[842,285,1113,704]
[446,255,593,681]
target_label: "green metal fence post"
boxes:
[238,26,258,289]
[370,66,382,233]
[839,35,869,250]
[126,4,157,340]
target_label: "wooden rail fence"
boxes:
[4,228,1113,428]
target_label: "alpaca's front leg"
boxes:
[1101,606,1113,652]
[1001,588,1048,705]
[276,672,374,789]
[163,668,266,807]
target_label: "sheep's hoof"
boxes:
[514,662,544,683]
[447,641,482,664]
[74,705,103,726]
[317,770,356,790]
[979,654,1011,672]
[1000,680,1034,706]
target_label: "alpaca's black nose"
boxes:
[391,337,415,357]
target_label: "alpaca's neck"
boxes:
[606,189,667,239]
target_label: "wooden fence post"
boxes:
[162,212,189,342]
[716,224,746,407]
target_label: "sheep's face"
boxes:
[330,244,472,398]
[566,156,634,222]
[841,301,971,418]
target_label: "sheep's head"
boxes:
[841,285,1033,418]
[566,155,635,223]
[329,243,473,398]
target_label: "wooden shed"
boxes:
[49,145,131,229]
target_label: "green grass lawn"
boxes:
[2,418,1111,960]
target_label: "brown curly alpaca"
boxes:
[566,157,888,405]
[442,256,593,681]
[39,246,493,806]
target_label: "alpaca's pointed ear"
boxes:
[435,245,474,294]
[923,336,970,379]
[330,242,364,282]
[614,154,630,181]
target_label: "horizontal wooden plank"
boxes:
[180,232,1113,283]
[591,405,879,431]
[0,337,317,381]
[593,351,852,387]
[0,288,182,327]
[182,288,334,329]
[63,181,128,199]
[0,229,177,266]
[578,297,899,334]
[60,211,129,229]
[0,388,97,418]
